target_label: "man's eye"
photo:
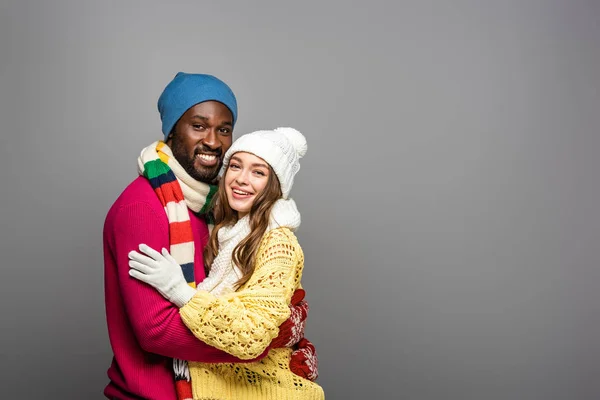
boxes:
[219,128,231,134]
[193,124,205,130]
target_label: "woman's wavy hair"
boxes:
[203,159,282,289]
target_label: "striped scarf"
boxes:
[137,140,216,400]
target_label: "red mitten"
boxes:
[271,289,308,348]
[290,338,319,381]
[290,288,306,305]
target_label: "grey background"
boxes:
[0,0,599,399]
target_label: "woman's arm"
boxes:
[179,227,304,360]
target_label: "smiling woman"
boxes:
[225,152,273,218]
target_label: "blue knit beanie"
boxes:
[157,72,238,140]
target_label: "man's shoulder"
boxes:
[105,176,164,221]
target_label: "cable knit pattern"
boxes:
[180,228,324,400]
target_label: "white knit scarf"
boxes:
[198,198,302,296]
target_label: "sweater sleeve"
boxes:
[179,227,304,360]
[106,202,268,363]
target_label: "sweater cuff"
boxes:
[170,284,198,308]
[179,289,215,315]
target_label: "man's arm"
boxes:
[106,202,268,363]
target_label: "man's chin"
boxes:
[190,166,220,183]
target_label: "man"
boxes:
[103,73,315,400]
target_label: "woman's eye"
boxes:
[254,170,265,176]
[229,164,240,170]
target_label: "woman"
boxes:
[128,127,324,399]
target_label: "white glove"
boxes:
[128,244,197,308]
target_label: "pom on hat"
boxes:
[274,127,308,158]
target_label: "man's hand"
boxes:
[128,244,197,308]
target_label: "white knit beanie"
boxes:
[222,127,307,199]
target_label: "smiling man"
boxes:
[167,101,233,182]
[103,73,316,400]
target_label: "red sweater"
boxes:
[103,176,266,399]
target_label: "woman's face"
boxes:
[224,152,271,218]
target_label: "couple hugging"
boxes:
[104,72,324,400]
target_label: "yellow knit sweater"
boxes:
[179,227,324,400]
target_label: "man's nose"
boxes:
[202,129,219,149]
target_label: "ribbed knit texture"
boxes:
[180,228,324,399]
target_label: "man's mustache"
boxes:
[194,145,222,157]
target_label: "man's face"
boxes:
[167,101,234,183]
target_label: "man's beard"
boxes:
[170,137,222,183]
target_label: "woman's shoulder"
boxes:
[258,227,303,257]
[254,228,304,275]
[263,226,298,242]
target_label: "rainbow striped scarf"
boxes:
[137,141,217,400]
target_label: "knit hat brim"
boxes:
[158,72,238,140]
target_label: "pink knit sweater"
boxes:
[103,176,267,400]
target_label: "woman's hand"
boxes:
[128,244,197,307]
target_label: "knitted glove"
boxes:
[290,338,319,381]
[128,244,197,308]
[290,288,306,307]
[271,289,308,348]
[270,289,319,380]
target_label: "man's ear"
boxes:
[165,130,174,145]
